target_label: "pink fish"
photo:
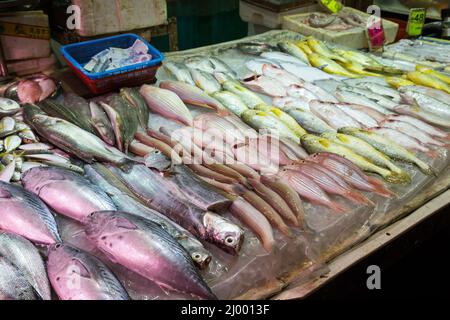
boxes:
[241,74,287,97]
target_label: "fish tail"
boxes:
[345,191,374,206]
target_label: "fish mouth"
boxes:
[191,252,212,270]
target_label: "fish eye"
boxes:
[55,243,62,249]
[155,150,160,154]
[225,236,235,245]
[193,253,202,261]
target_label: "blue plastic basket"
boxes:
[60,33,164,93]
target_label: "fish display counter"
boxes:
[1,29,450,300]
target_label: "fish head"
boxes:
[144,149,171,171]
[85,211,138,242]
[203,212,244,255]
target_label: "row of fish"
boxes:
[305,10,367,31]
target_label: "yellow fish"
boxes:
[416,65,450,85]
[254,104,307,137]
[308,53,359,78]
[385,76,415,88]
[306,37,348,63]
[407,71,450,94]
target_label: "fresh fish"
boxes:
[0,98,21,117]
[106,164,244,254]
[260,64,304,87]
[332,49,382,68]
[164,62,196,85]
[399,87,450,119]
[278,169,346,212]
[242,74,287,97]
[381,120,446,147]
[232,184,292,237]
[0,256,40,300]
[286,85,319,102]
[0,181,61,245]
[338,86,398,111]
[394,104,450,128]
[84,163,212,269]
[321,132,405,175]
[241,110,299,142]
[119,87,150,130]
[211,91,249,116]
[237,42,276,55]
[208,57,236,78]
[308,153,393,197]
[140,85,193,126]
[278,41,310,65]
[298,82,339,103]
[333,103,380,128]
[89,101,116,146]
[354,82,401,102]
[160,81,229,116]
[335,90,392,115]
[310,100,362,129]
[193,113,246,145]
[247,177,298,226]
[22,167,116,224]
[47,244,130,300]
[0,232,51,300]
[129,140,154,157]
[168,165,232,211]
[261,51,308,66]
[19,142,52,151]
[273,96,311,111]
[301,134,408,184]
[399,85,450,102]
[190,69,221,94]
[254,104,307,137]
[384,114,450,140]
[24,110,132,168]
[369,127,434,155]
[286,107,335,134]
[0,116,15,132]
[3,135,21,152]
[136,131,182,164]
[184,55,215,73]
[229,198,275,252]
[0,159,15,183]
[222,81,265,108]
[307,38,347,63]
[145,149,172,171]
[21,161,47,172]
[406,71,450,94]
[339,127,434,175]
[283,63,334,83]
[85,211,217,299]
[308,53,356,78]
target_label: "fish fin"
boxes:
[0,189,13,198]
[345,191,374,206]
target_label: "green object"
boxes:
[406,8,426,37]
[318,0,343,14]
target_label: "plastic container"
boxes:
[60,33,164,94]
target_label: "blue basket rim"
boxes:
[60,33,165,80]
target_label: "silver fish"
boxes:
[164,62,196,85]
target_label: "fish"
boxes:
[0,232,51,300]
[24,110,132,168]
[369,127,435,156]
[307,38,348,63]
[190,69,221,94]
[140,85,193,126]
[384,114,450,140]
[0,160,15,183]
[340,61,382,77]
[0,98,21,117]
[84,163,212,269]
[145,149,173,171]
[278,41,310,65]
[332,49,382,68]
[38,99,94,133]
[301,134,409,184]
[0,255,41,300]
[339,127,434,175]
[211,91,249,116]
[416,65,450,85]
[399,84,450,102]
[246,59,281,75]
[229,198,275,252]
[385,76,415,88]
[298,82,339,103]
[399,87,450,119]
[321,132,406,175]
[193,113,246,145]
[0,116,15,132]
[335,90,392,115]
[261,51,308,66]
[185,55,216,73]
[334,103,380,128]
[106,164,244,254]
[129,140,154,157]
[309,100,362,129]
[353,82,401,102]
[254,104,307,137]
[222,81,265,108]
[407,71,450,94]
[286,163,372,205]
[394,104,450,128]
[242,74,287,97]
[85,211,217,299]
[237,42,276,55]
[3,135,21,152]
[164,62,196,85]
[89,102,115,146]
[380,120,446,147]
[247,177,298,226]
[168,164,232,211]
[232,184,292,237]
[135,131,182,164]
[308,153,393,197]
[286,107,335,134]
[338,85,398,111]
[22,167,116,224]
[260,64,304,87]
[308,53,357,78]
[278,169,347,212]
[47,244,130,300]
[208,56,237,78]
[119,87,150,130]
[0,181,61,245]
[241,110,299,142]
[159,81,228,116]
[273,96,311,111]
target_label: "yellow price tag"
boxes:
[319,0,343,14]
[406,8,426,37]
[0,21,50,40]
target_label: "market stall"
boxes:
[0,1,450,301]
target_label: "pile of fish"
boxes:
[305,10,366,31]
[1,33,450,300]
